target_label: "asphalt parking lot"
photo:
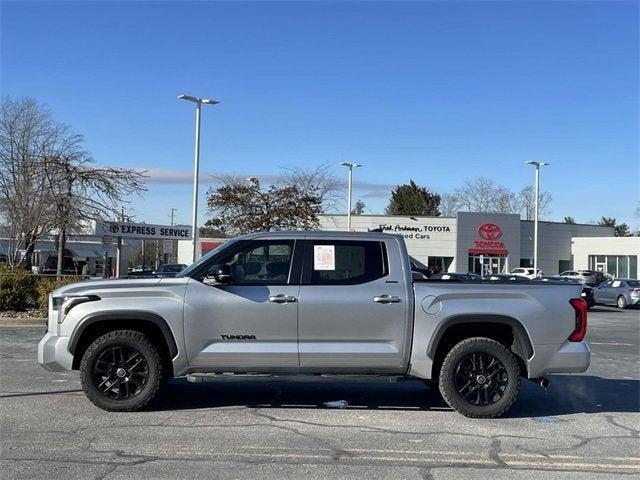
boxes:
[1,306,638,479]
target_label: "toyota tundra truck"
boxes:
[38,231,589,418]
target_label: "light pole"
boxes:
[339,162,362,231]
[525,161,550,276]
[178,94,219,263]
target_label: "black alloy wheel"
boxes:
[80,330,164,411]
[438,337,521,418]
[92,345,149,400]
[453,352,508,406]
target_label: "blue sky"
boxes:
[2,0,638,228]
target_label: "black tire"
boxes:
[438,337,521,418]
[79,329,164,411]
[617,295,628,309]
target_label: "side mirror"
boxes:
[211,264,233,284]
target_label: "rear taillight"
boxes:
[568,298,588,342]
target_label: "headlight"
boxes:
[52,295,100,323]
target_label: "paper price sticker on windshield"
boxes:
[313,245,335,270]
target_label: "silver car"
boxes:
[593,278,640,308]
[559,270,599,286]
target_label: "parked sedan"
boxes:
[593,279,640,309]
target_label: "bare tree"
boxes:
[439,193,460,217]
[518,185,552,220]
[494,186,519,214]
[0,97,146,274]
[0,98,64,268]
[278,164,344,212]
[450,177,552,219]
[454,177,502,213]
[44,155,147,276]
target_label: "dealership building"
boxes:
[318,212,617,276]
[178,212,637,279]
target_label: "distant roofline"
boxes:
[319,213,612,228]
[320,214,457,219]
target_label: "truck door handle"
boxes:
[373,295,401,304]
[269,294,297,304]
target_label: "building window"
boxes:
[520,258,533,268]
[589,255,638,279]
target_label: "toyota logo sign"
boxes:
[109,223,120,234]
[477,223,502,240]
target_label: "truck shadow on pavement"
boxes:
[150,374,639,418]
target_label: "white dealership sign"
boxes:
[97,222,192,240]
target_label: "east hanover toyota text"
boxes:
[38,231,590,418]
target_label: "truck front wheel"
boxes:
[438,337,521,418]
[79,329,164,411]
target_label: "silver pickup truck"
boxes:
[38,231,590,418]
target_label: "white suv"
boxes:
[510,267,542,279]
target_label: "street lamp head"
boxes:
[340,162,363,168]
[178,94,199,103]
[525,161,551,167]
[178,94,220,105]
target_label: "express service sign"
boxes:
[97,222,192,240]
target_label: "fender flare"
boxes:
[68,310,179,358]
[427,314,534,361]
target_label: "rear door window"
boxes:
[304,240,387,285]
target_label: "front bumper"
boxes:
[528,340,591,378]
[37,333,73,372]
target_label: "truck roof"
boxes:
[239,230,400,241]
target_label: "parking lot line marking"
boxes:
[161,446,640,471]
[590,342,634,346]
[217,451,640,471]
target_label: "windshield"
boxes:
[175,239,236,278]
[409,256,428,270]
[627,280,640,287]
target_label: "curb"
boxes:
[0,317,46,326]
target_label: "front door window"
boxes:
[206,240,294,285]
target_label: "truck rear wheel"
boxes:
[79,329,164,411]
[438,337,520,418]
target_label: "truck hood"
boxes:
[51,278,164,297]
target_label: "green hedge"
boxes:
[0,265,81,314]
